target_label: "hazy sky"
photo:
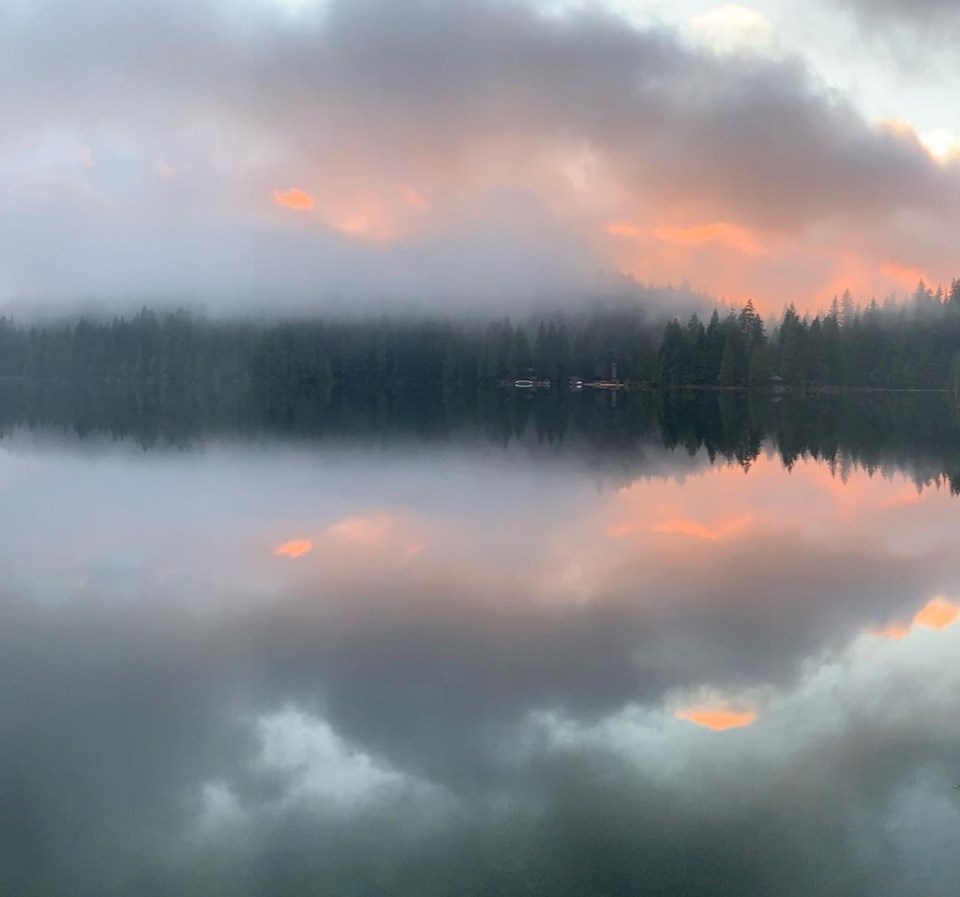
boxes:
[2,0,960,314]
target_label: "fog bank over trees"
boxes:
[3,279,960,394]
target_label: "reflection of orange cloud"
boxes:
[608,513,752,542]
[327,513,394,547]
[653,516,752,542]
[872,597,959,640]
[323,512,427,562]
[914,598,960,631]
[873,622,911,641]
[274,539,314,559]
[674,706,758,731]
[272,188,315,211]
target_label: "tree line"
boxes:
[659,281,960,392]
[3,279,960,392]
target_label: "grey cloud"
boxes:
[833,0,960,29]
[1,0,957,308]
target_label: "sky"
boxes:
[2,0,960,315]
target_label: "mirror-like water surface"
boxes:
[2,390,960,896]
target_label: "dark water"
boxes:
[2,386,960,896]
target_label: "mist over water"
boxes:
[2,390,960,896]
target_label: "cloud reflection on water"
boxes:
[3,425,960,894]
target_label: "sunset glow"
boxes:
[607,221,762,254]
[273,539,314,559]
[652,222,762,256]
[5,0,960,312]
[880,262,927,290]
[399,185,429,211]
[271,188,315,211]
[11,0,960,891]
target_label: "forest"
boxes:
[2,279,960,393]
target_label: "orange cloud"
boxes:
[872,622,911,641]
[272,188,315,211]
[606,221,761,255]
[674,706,758,731]
[913,598,960,631]
[880,261,927,290]
[653,222,761,255]
[606,222,645,240]
[399,185,429,211]
[273,539,313,559]
[872,597,959,640]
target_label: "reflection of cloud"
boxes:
[673,705,758,731]
[652,516,753,542]
[6,437,960,893]
[274,539,313,559]
[323,511,425,561]
[873,597,959,639]
[255,706,405,804]
[326,513,394,547]
[913,597,960,631]
[873,621,911,640]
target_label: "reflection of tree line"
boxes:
[2,381,960,492]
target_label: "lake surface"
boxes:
[2,388,960,896]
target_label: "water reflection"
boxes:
[2,388,960,896]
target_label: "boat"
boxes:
[514,379,535,389]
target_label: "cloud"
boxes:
[687,4,778,54]
[271,188,315,211]
[833,0,960,30]
[273,539,313,558]
[673,704,758,731]
[1,0,959,311]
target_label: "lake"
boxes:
[2,386,959,896]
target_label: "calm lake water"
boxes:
[2,387,960,896]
